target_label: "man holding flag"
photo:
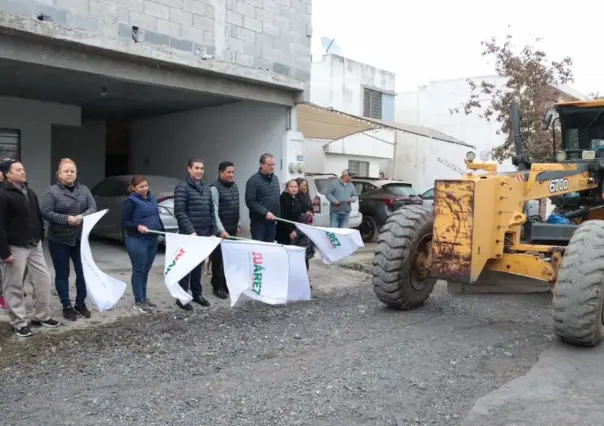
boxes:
[173,158,218,310]
[245,153,281,242]
[209,161,240,300]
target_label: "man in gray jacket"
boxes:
[324,169,358,228]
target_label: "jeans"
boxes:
[179,262,204,297]
[330,212,350,228]
[126,237,158,303]
[250,219,276,242]
[48,239,86,308]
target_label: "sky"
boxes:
[311,0,604,95]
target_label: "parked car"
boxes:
[351,177,423,242]
[89,175,180,244]
[304,173,363,229]
[421,187,434,207]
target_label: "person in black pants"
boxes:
[276,180,314,280]
[209,161,240,299]
[245,153,281,242]
[173,158,218,310]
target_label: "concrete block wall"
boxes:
[0,0,312,84]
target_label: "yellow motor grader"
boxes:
[372,98,604,347]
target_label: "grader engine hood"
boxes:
[430,179,499,283]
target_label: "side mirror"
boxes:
[542,107,557,130]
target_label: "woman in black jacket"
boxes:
[276,180,315,278]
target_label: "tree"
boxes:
[450,34,574,163]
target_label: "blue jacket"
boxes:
[174,175,217,236]
[121,192,164,239]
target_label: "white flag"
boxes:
[81,210,127,311]
[221,239,290,306]
[294,223,364,264]
[284,244,312,302]
[164,233,222,304]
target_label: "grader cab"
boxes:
[372,99,604,347]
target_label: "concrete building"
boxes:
[303,53,471,192]
[395,75,587,173]
[305,53,396,177]
[0,0,312,228]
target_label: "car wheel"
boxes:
[359,215,378,242]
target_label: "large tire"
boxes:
[372,205,437,309]
[552,220,604,347]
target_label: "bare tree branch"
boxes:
[452,34,574,163]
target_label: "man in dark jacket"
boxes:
[209,161,240,300]
[0,160,60,337]
[245,153,281,242]
[174,158,217,310]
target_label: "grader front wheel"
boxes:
[552,220,604,347]
[372,205,437,310]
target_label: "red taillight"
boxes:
[156,196,173,203]
[383,198,394,209]
[312,195,321,213]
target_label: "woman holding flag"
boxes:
[276,180,315,282]
[121,175,165,314]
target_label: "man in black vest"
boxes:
[209,161,240,299]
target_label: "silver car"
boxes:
[89,175,180,244]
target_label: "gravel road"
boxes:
[0,268,554,426]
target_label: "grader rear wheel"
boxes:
[372,205,437,309]
[552,220,604,347]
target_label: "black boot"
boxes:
[192,294,210,307]
[176,299,193,311]
[213,288,228,300]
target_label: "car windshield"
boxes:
[314,177,337,194]
[383,183,417,197]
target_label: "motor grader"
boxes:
[372,98,604,347]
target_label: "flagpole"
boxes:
[274,217,298,226]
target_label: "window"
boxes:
[422,188,434,200]
[363,88,382,119]
[383,183,418,197]
[313,177,337,194]
[348,160,369,177]
[0,129,20,159]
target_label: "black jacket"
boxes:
[276,192,306,245]
[174,175,217,236]
[0,182,45,259]
[298,191,312,213]
[245,171,281,221]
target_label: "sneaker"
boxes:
[0,296,6,311]
[75,303,91,318]
[32,318,60,328]
[145,299,157,309]
[176,299,193,311]
[62,306,77,321]
[14,326,32,337]
[133,301,151,314]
